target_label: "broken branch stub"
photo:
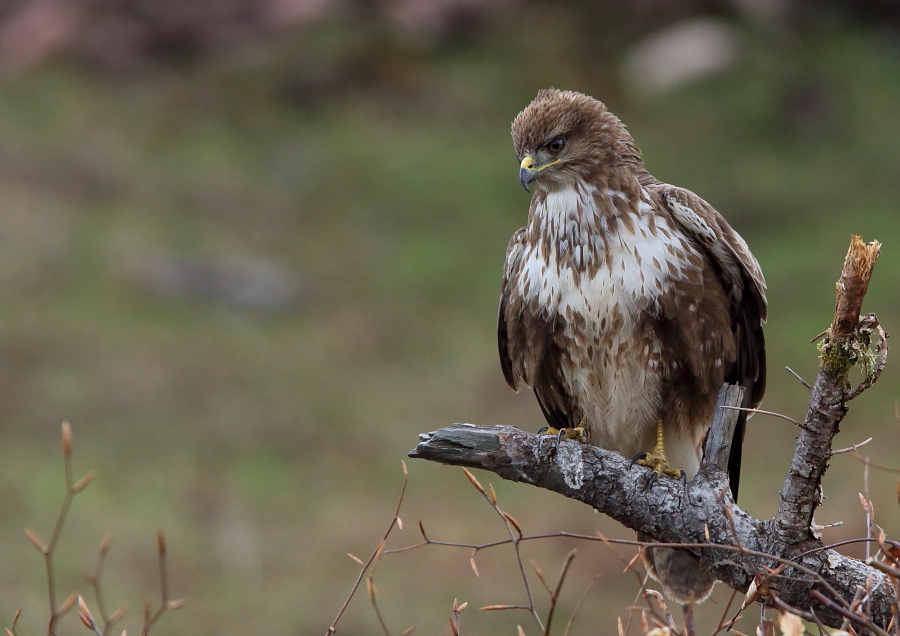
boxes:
[831,235,880,338]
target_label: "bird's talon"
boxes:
[634,420,684,484]
[635,453,685,482]
[537,419,590,444]
[630,452,648,469]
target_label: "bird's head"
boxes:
[511,88,641,192]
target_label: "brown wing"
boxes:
[498,228,575,432]
[498,228,527,391]
[653,184,767,500]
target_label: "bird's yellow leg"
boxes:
[633,420,684,480]
[537,417,591,444]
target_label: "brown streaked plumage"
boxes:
[499,89,766,604]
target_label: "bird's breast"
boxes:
[516,183,704,452]
[519,184,695,322]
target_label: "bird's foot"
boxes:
[630,421,685,487]
[537,417,591,444]
[631,451,684,481]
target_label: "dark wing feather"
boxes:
[498,228,527,391]
[498,227,573,432]
[655,185,767,501]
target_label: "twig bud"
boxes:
[501,512,522,537]
[24,528,47,553]
[462,468,485,495]
[58,592,78,615]
[72,472,94,493]
[61,421,72,457]
[101,533,113,555]
[156,529,166,555]
[166,599,186,610]
[348,553,365,566]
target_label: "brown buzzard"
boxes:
[499,89,766,603]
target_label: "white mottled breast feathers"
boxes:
[514,184,701,456]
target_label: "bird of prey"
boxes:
[498,89,766,604]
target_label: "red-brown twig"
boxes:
[460,467,544,631]
[325,461,409,636]
[809,589,891,636]
[24,422,92,636]
[562,574,598,636]
[83,534,126,636]
[139,529,184,636]
[542,550,576,636]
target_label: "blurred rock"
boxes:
[116,248,305,313]
[622,17,740,96]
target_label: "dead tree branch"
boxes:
[410,235,889,631]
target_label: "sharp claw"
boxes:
[630,452,648,469]
[537,427,549,435]
[645,472,657,491]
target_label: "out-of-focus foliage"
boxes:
[0,1,898,634]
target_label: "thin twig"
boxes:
[325,461,409,635]
[718,405,801,426]
[594,529,671,632]
[28,422,93,636]
[140,529,183,636]
[465,468,545,632]
[543,550,576,636]
[390,528,853,608]
[562,574,599,636]
[832,438,873,455]
[784,366,813,390]
[84,534,126,636]
[367,577,392,636]
[809,589,892,636]
[710,587,739,636]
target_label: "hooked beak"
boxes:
[519,156,537,192]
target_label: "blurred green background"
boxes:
[0,1,898,634]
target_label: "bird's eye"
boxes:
[547,137,566,154]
